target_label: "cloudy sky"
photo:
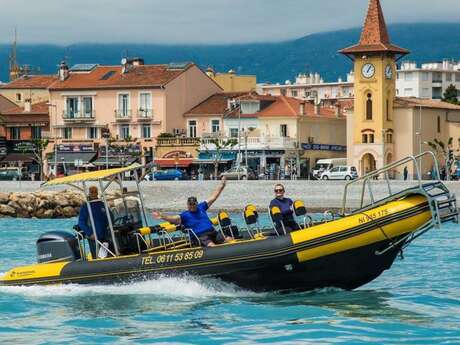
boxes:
[0,0,459,44]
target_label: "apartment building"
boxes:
[46,58,221,173]
[396,60,460,99]
[258,72,354,103]
[0,75,56,107]
[206,68,256,92]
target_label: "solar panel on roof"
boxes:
[70,64,98,72]
[167,62,191,70]
[100,70,116,80]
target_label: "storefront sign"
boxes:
[7,141,36,153]
[301,143,347,152]
[58,144,94,153]
[100,144,141,156]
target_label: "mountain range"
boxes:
[1,23,460,84]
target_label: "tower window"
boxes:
[362,134,368,143]
[369,133,374,143]
[366,93,373,120]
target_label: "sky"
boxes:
[0,0,459,45]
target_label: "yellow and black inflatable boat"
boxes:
[0,156,457,291]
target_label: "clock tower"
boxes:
[340,0,409,174]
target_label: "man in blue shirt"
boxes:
[152,177,230,247]
[78,186,110,258]
[269,183,300,235]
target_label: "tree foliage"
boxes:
[443,84,459,104]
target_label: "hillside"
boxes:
[1,23,460,84]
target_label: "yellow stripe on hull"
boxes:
[291,195,430,263]
[2,262,69,282]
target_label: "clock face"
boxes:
[385,64,393,79]
[362,63,375,78]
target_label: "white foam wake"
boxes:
[0,275,260,299]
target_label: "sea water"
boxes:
[0,216,458,345]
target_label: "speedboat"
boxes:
[0,152,457,291]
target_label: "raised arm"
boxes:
[151,211,181,225]
[206,176,227,208]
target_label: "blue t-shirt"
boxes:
[78,201,109,240]
[269,197,294,222]
[180,201,214,235]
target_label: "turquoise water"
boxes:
[0,216,459,344]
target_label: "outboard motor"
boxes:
[36,231,81,263]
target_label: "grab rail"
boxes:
[341,151,441,215]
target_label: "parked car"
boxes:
[0,168,24,181]
[145,169,189,181]
[220,166,257,180]
[320,166,358,180]
[312,158,347,179]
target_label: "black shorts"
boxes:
[196,230,225,247]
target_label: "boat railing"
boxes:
[341,151,458,230]
[341,151,441,215]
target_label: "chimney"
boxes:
[24,98,31,112]
[131,57,144,66]
[206,66,215,78]
[121,58,129,74]
[299,102,305,116]
[58,61,69,81]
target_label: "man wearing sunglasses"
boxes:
[269,183,300,235]
[152,177,230,247]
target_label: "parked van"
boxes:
[320,166,358,180]
[312,158,347,179]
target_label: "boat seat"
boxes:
[293,200,313,228]
[243,204,261,238]
[269,206,286,235]
[217,211,241,239]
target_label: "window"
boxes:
[63,127,72,139]
[139,92,152,117]
[280,124,288,137]
[366,93,373,120]
[291,90,298,97]
[120,125,130,139]
[280,89,287,96]
[82,97,93,117]
[16,93,22,102]
[230,128,239,138]
[9,127,20,140]
[369,134,374,143]
[455,73,460,83]
[188,120,197,138]
[437,116,441,133]
[141,125,151,138]
[211,119,220,133]
[404,72,413,81]
[387,133,393,144]
[87,127,98,139]
[118,93,130,117]
[362,134,368,143]
[66,97,79,118]
[446,73,452,82]
[433,72,442,83]
[422,72,430,81]
[31,126,42,139]
[339,167,347,172]
[404,88,413,96]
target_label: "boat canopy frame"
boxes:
[43,163,149,257]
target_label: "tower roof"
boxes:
[340,0,409,56]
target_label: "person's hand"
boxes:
[152,211,162,219]
[221,175,227,187]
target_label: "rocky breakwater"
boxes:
[0,190,85,218]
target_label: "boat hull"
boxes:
[0,194,432,291]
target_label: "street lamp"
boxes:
[46,102,58,177]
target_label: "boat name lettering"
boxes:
[358,209,389,224]
[142,250,204,266]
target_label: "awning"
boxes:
[1,153,35,163]
[92,156,139,167]
[154,158,194,168]
[195,151,236,164]
[47,152,97,165]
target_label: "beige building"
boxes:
[46,59,222,173]
[206,68,256,92]
[341,0,460,178]
[0,75,56,107]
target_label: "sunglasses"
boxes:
[274,189,284,192]
[188,202,197,206]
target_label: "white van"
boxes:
[312,158,347,179]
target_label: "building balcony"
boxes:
[62,110,96,122]
[114,109,132,121]
[200,136,298,150]
[156,137,201,147]
[136,109,153,120]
